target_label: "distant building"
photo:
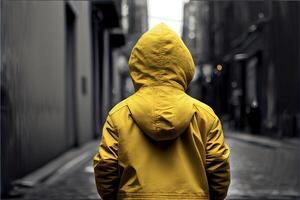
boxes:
[183,1,300,137]
[113,0,148,100]
[213,1,299,137]
[182,1,216,107]
[90,0,125,131]
[182,1,211,64]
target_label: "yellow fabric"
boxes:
[94,23,230,200]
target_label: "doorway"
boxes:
[65,3,78,147]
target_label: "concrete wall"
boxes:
[1,1,93,194]
[68,1,93,144]
[1,0,66,178]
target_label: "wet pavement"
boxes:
[226,134,300,199]
[10,132,300,200]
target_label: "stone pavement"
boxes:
[8,132,300,200]
[20,149,100,200]
[226,132,300,199]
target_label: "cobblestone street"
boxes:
[11,133,299,200]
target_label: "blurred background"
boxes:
[1,0,299,199]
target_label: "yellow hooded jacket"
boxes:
[94,23,230,200]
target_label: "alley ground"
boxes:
[7,132,300,200]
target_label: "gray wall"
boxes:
[1,0,93,194]
[69,1,93,144]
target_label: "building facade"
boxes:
[113,0,148,100]
[182,1,299,137]
[1,0,123,196]
[214,1,299,137]
[182,1,216,109]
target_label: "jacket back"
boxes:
[94,23,230,200]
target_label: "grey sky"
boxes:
[148,0,188,36]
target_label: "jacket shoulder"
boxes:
[108,97,131,116]
[189,96,218,120]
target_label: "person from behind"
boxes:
[94,23,230,200]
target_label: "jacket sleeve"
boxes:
[206,117,230,200]
[93,115,119,200]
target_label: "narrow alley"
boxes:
[1,0,299,199]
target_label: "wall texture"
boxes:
[68,1,93,144]
[1,1,93,195]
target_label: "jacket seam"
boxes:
[208,117,218,134]
[109,99,130,116]
[205,117,219,169]
[107,111,121,189]
[193,102,216,119]
[138,82,184,91]
[118,192,209,197]
[154,86,159,133]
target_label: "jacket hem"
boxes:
[118,192,209,199]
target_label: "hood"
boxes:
[128,23,195,141]
[128,23,195,91]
